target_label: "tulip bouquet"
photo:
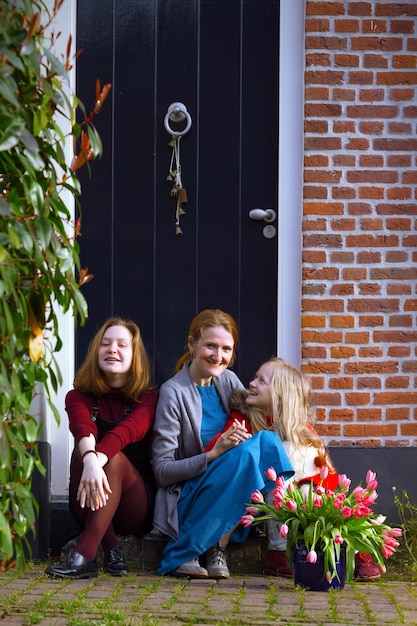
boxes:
[241,467,402,583]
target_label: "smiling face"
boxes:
[246,362,274,414]
[98,325,133,387]
[188,325,235,386]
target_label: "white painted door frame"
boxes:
[46,0,305,497]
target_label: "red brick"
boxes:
[386,250,409,262]
[305,154,329,167]
[403,170,417,183]
[303,250,327,263]
[303,202,344,215]
[347,104,398,118]
[348,202,372,214]
[346,331,371,343]
[303,186,329,199]
[306,2,346,16]
[348,3,373,17]
[386,217,412,229]
[357,408,383,421]
[333,155,356,166]
[403,105,417,117]
[375,4,417,17]
[389,88,415,100]
[306,52,331,66]
[311,391,342,405]
[391,21,416,34]
[330,315,355,328]
[359,155,384,167]
[358,315,384,327]
[357,376,382,388]
[335,19,360,32]
[305,103,343,116]
[387,154,412,167]
[389,315,413,327]
[358,283,382,296]
[363,53,389,68]
[302,315,326,328]
[386,376,411,388]
[358,187,384,199]
[347,170,398,183]
[329,377,354,389]
[377,71,417,85]
[333,88,356,101]
[303,266,339,280]
[305,87,330,100]
[360,218,384,230]
[393,54,417,68]
[359,121,384,134]
[359,347,383,358]
[345,392,371,405]
[387,188,412,200]
[332,187,356,199]
[305,120,329,133]
[403,360,417,372]
[374,137,417,150]
[373,330,417,342]
[302,217,327,229]
[304,169,342,183]
[331,218,356,230]
[330,283,355,296]
[303,361,341,374]
[305,17,331,32]
[343,268,367,280]
[333,120,356,132]
[347,298,400,312]
[335,53,360,66]
[344,424,398,437]
[331,251,355,263]
[352,37,403,51]
[346,138,370,150]
[401,424,417,436]
[305,137,343,150]
[331,345,356,358]
[306,36,348,51]
[386,407,409,420]
[371,267,417,280]
[302,346,328,359]
[362,20,387,34]
[302,299,345,312]
[346,233,399,247]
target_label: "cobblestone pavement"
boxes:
[1,565,417,625]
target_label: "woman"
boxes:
[46,317,157,579]
[243,357,382,582]
[152,309,293,579]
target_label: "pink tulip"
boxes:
[326,489,335,498]
[279,524,289,538]
[313,496,323,508]
[366,470,377,485]
[384,536,399,548]
[315,486,325,496]
[381,544,395,559]
[240,514,254,528]
[338,474,351,492]
[367,479,378,491]
[286,499,297,512]
[251,489,264,504]
[388,527,402,537]
[246,506,259,516]
[334,534,344,544]
[325,570,332,583]
[341,506,354,518]
[287,482,295,493]
[265,466,277,482]
[320,465,329,480]
[275,476,286,490]
[377,563,387,574]
[272,499,283,511]
[306,550,317,564]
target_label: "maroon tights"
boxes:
[69,450,149,560]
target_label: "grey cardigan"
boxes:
[152,362,244,540]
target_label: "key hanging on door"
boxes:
[166,135,188,236]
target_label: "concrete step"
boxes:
[60,529,269,575]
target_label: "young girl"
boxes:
[237,357,381,582]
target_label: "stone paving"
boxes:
[1,565,417,625]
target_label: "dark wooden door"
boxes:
[76,0,279,386]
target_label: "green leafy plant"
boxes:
[393,487,417,577]
[0,0,110,570]
[241,467,402,583]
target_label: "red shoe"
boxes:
[263,549,293,578]
[354,552,381,582]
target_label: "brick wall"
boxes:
[302,1,417,447]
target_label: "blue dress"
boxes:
[157,429,294,575]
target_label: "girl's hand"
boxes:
[77,452,112,511]
[207,420,251,462]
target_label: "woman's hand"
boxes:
[77,451,112,511]
[206,419,251,463]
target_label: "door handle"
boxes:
[249,208,276,223]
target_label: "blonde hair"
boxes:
[254,357,334,470]
[175,309,239,372]
[74,317,153,401]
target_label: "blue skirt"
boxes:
[157,430,294,575]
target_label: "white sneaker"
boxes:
[206,543,230,579]
[175,557,208,578]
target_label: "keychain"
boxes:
[166,135,188,236]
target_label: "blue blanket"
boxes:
[158,430,294,575]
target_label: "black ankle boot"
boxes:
[104,544,128,576]
[45,548,98,580]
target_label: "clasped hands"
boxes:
[213,419,251,456]
[77,453,112,511]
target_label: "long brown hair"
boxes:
[175,309,239,372]
[74,317,153,400]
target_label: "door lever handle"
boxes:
[249,208,276,223]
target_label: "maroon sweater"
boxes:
[66,387,158,461]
